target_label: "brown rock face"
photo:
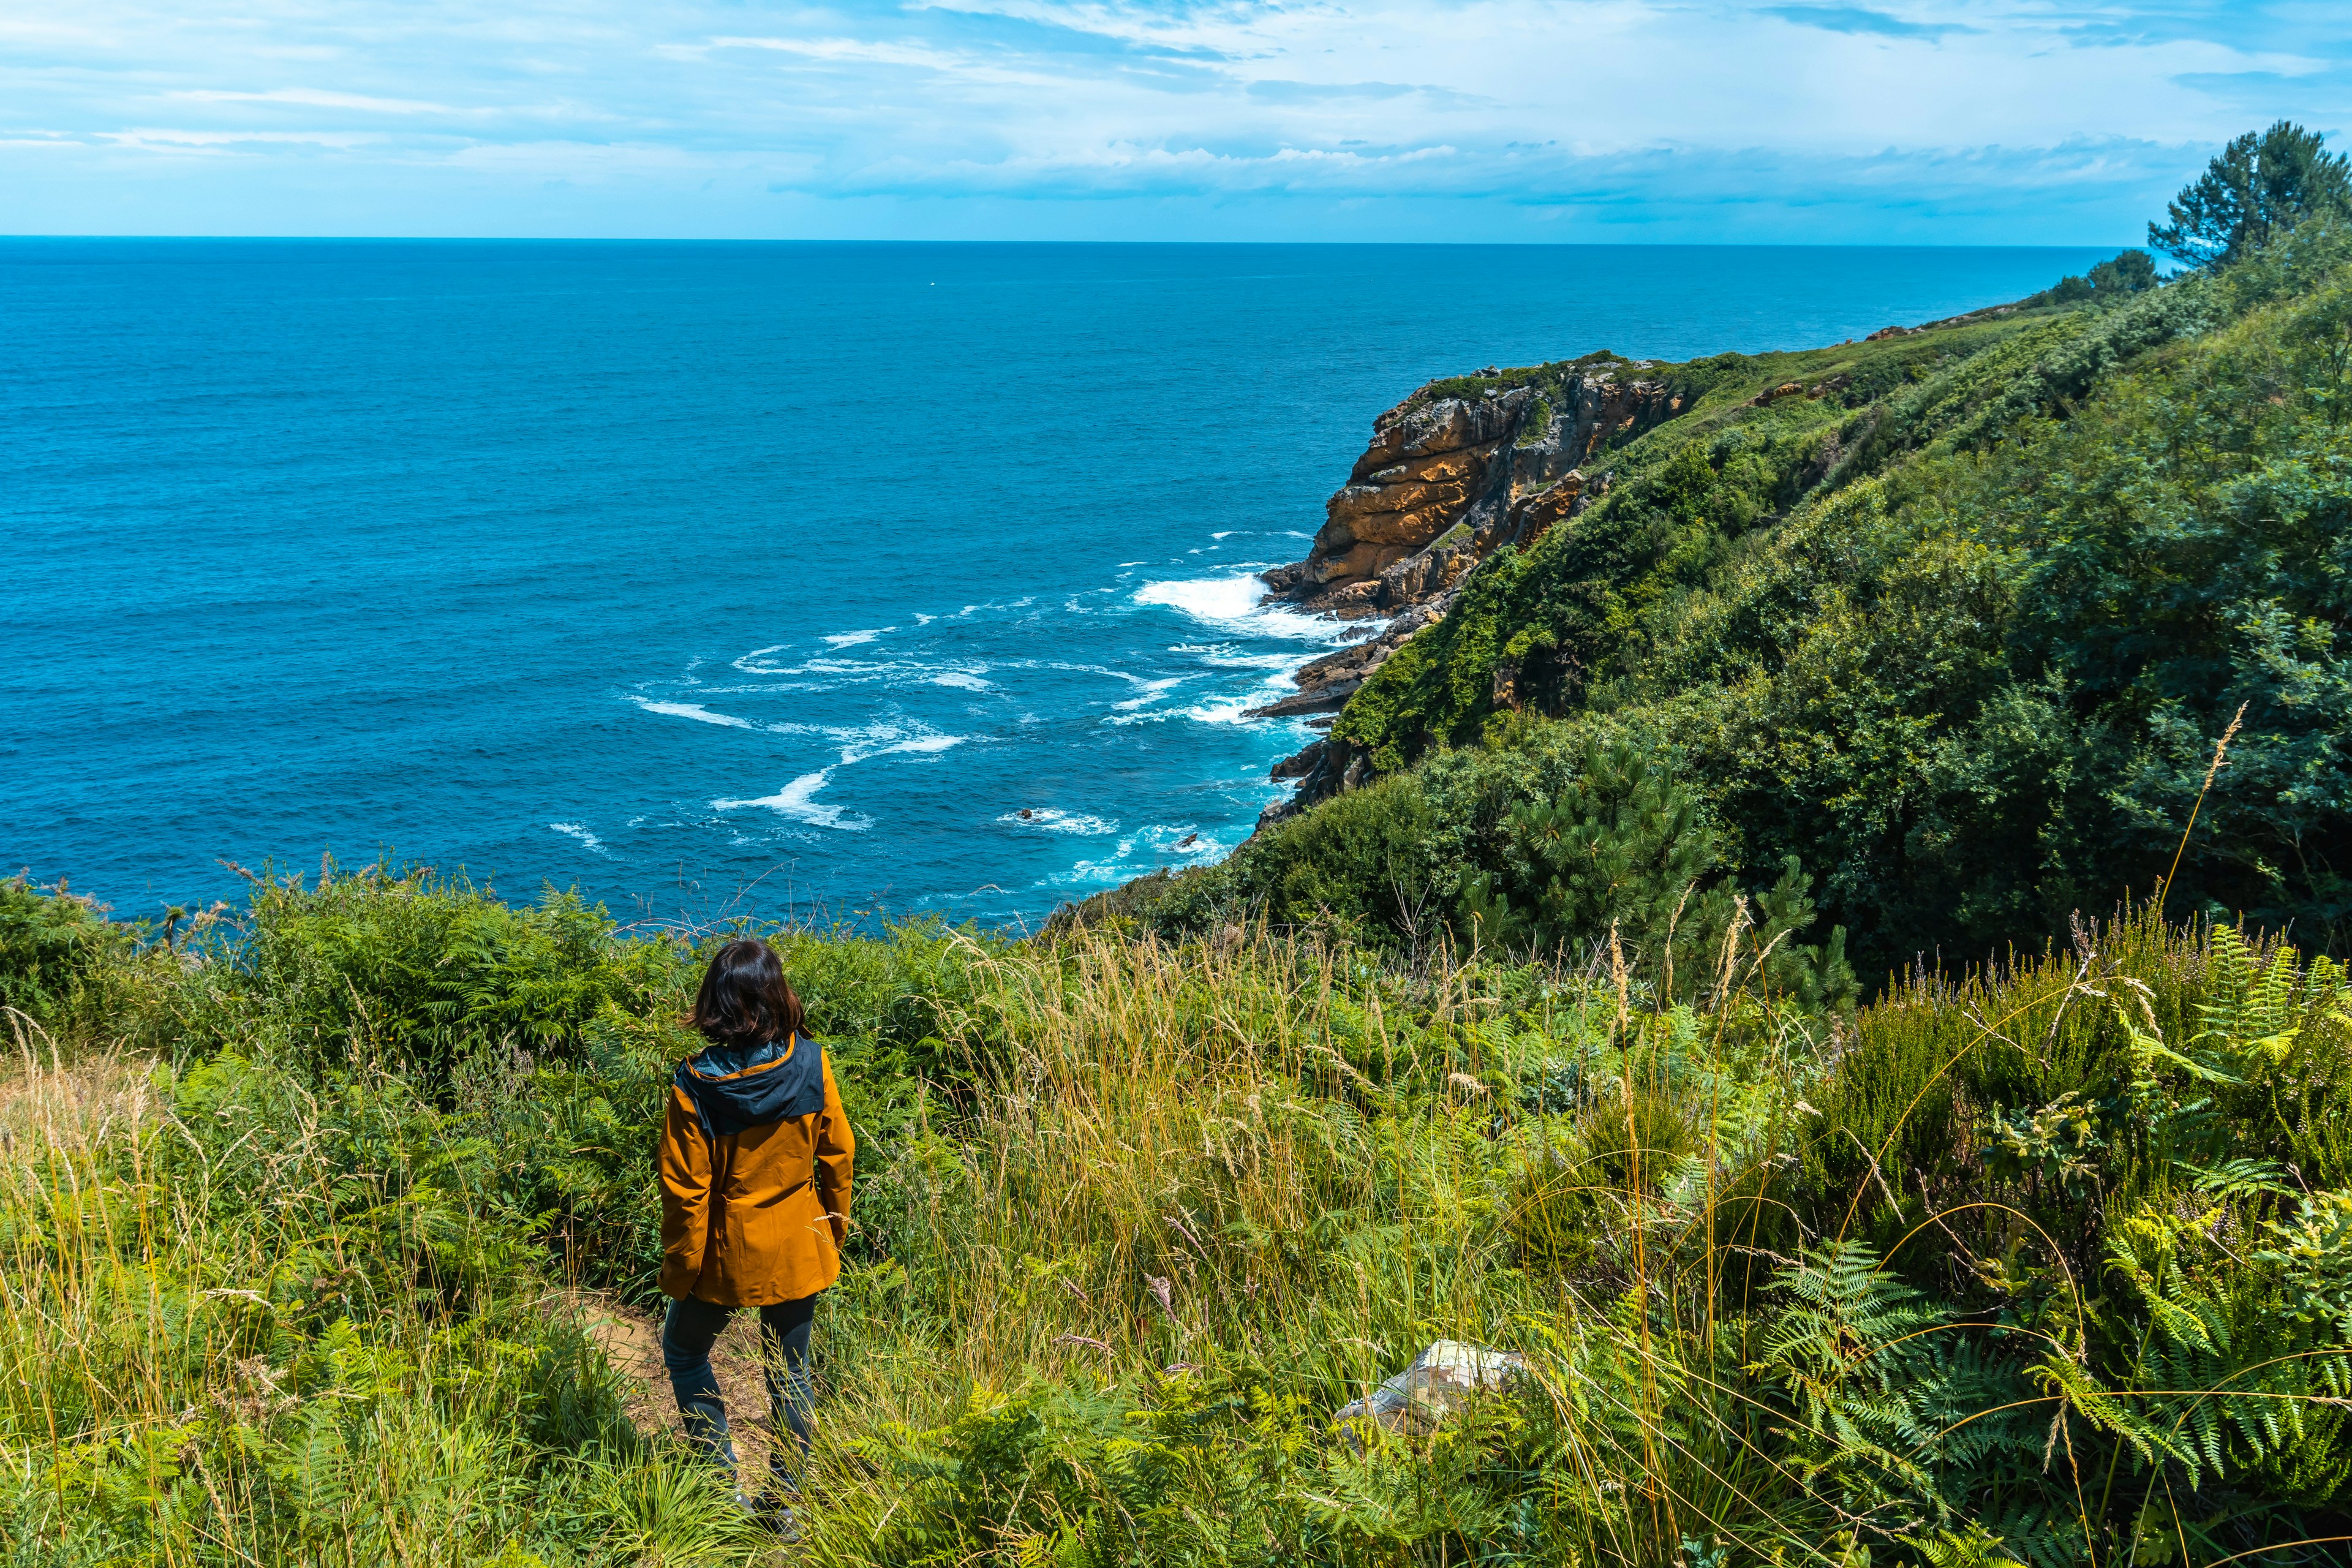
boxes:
[1268,369,1678,623]
[1349,394,1523,478]
[1504,471,1583,551]
[1248,356,1690,828]
[1328,479,1474,529]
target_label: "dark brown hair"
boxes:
[686,938,805,1048]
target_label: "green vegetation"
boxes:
[12,861,2352,1564]
[1141,155,2352,986]
[9,124,2352,1566]
[2022,248,2158,309]
[2152,120,2351,271]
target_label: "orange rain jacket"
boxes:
[658,1035,855,1306]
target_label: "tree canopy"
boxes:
[2150,119,2351,271]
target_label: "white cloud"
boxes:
[0,0,2342,238]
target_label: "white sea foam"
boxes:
[710,720,969,831]
[1110,676,1185,712]
[1212,531,1237,540]
[823,628,891,648]
[1133,573,1343,641]
[1144,822,1223,859]
[932,672,992,692]
[723,652,962,688]
[834,723,969,764]
[712,769,872,831]
[913,612,936,626]
[1197,649,1306,672]
[1035,820,1231,889]
[1181,695,1262,725]
[549,821,611,856]
[1104,691,1269,728]
[1042,661,1158,687]
[630,696,755,729]
[998,809,1117,836]
[733,643,793,674]
[876,734,965,758]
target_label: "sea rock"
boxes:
[1270,739,1325,781]
[1268,372,1679,621]
[1379,522,1479,604]
[1504,472,1583,551]
[1254,795,1297,833]
[1248,683,1359,719]
[1332,1340,1527,1443]
[1243,355,1694,828]
[1327,478,1474,528]
[1308,541,1411,587]
[1258,562,1308,596]
[1352,391,1527,477]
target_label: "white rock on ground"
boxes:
[1332,1340,1527,1441]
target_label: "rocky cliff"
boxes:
[1248,357,1686,824]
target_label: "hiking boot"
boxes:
[746,1487,802,1542]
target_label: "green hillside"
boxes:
[10,856,2352,1565]
[1133,217,2351,986]
[9,124,2352,1568]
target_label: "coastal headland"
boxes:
[11,135,2352,1565]
[1244,295,2075,832]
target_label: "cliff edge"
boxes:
[1248,355,1685,823]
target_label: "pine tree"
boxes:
[2149,121,2351,270]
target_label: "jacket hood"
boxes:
[674,1033,826,1140]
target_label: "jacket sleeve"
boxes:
[815,1052,856,1251]
[657,1085,711,1300]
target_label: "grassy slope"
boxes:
[1141,224,2351,981]
[10,869,2352,1566]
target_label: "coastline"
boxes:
[1231,292,2057,839]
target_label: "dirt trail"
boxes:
[569,1291,792,1490]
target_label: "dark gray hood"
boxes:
[674,1033,826,1140]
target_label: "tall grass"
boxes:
[0,1011,769,1567]
[5,871,2352,1564]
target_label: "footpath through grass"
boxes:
[8,867,2352,1564]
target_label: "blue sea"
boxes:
[2,240,2118,930]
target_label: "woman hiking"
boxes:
[659,938,854,1536]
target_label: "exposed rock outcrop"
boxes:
[1268,368,1679,623]
[1245,595,1453,723]
[1247,361,1684,829]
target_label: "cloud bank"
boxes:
[1,0,2344,239]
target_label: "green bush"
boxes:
[11,870,2352,1560]
[0,874,138,1033]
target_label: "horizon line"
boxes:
[0,233,2144,249]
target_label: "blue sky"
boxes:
[2,1,2345,241]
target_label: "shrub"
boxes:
[0,874,138,1033]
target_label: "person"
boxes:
[658,938,854,1535]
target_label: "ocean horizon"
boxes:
[2,238,2122,931]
